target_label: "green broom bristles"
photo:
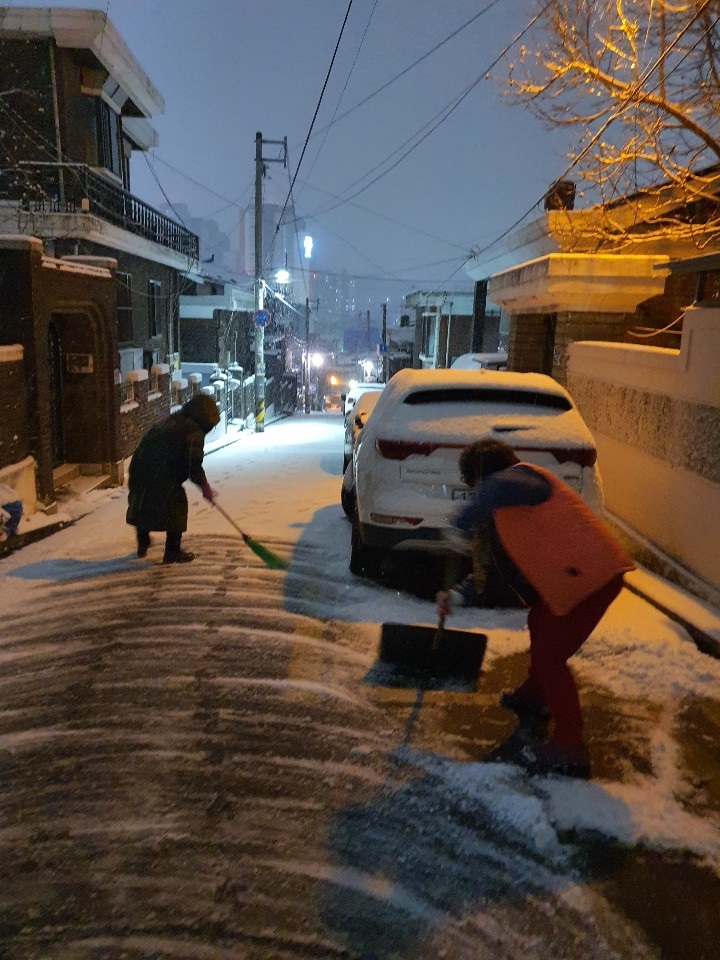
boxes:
[242,533,289,570]
[212,502,289,570]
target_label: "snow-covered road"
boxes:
[1,414,718,959]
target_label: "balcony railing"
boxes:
[8,162,199,261]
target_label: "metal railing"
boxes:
[10,162,199,261]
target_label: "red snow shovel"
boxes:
[212,501,289,570]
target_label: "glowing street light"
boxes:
[275,268,290,284]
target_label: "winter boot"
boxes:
[163,548,195,564]
[499,689,550,722]
[527,741,591,779]
[136,530,152,558]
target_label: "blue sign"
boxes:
[254,309,271,327]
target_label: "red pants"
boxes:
[514,575,624,747]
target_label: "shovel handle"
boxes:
[212,500,248,542]
[432,609,446,652]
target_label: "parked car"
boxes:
[350,367,603,576]
[341,389,382,517]
[450,352,508,371]
[343,389,383,472]
[342,381,385,417]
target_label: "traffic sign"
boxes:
[254,309,271,327]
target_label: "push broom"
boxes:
[212,501,289,570]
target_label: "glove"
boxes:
[436,588,464,619]
[436,590,452,619]
[200,480,217,504]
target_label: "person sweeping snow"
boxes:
[126,394,220,564]
[438,438,635,779]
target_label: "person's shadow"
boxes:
[7,554,143,582]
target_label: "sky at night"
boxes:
[6,1,573,306]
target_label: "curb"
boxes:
[624,577,720,660]
[0,518,77,559]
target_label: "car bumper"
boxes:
[359,520,471,555]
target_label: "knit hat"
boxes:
[182,394,221,433]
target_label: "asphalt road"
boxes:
[0,415,718,959]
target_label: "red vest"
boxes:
[493,465,635,616]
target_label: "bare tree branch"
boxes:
[501,0,720,248]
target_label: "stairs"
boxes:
[53,464,112,498]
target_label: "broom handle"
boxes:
[212,501,248,541]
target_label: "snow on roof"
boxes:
[450,353,509,370]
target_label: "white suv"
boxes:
[350,368,603,575]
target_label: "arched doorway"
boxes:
[47,309,112,466]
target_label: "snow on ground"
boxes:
[2,415,720,881]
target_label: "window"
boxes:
[148,280,162,338]
[403,388,572,411]
[421,313,438,359]
[116,272,133,343]
[95,99,123,179]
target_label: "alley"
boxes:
[1,415,719,960]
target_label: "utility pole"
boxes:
[253,131,287,433]
[381,302,387,382]
[304,297,311,414]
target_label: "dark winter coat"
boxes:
[126,395,220,533]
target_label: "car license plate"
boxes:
[452,489,474,500]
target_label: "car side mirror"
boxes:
[340,394,347,402]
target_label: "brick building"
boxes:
[0,8,200,512]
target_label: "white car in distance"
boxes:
[341,389,383,517]
[342,380,385,417]
[350,367,603,577]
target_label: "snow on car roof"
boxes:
[381,367,573,401]
[364,368,595,449]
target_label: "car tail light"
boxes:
[370,513,423,526]
[375,439,464,460]
[375,439,596,468]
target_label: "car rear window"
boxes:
[403,388,572,411]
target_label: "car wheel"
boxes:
[350,510,382,578]
[341,481,356,519]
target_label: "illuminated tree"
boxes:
[505,0,720,248]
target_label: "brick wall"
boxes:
[119,369,172,459]
[552,311,629,383]
[510,311,632,384]
[0,344,31,469]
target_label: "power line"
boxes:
[300,0,503,148]
[306,1,552,218]
[272,0,355,248]
[298,0,380,201]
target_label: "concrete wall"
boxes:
[567,307,720,600]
